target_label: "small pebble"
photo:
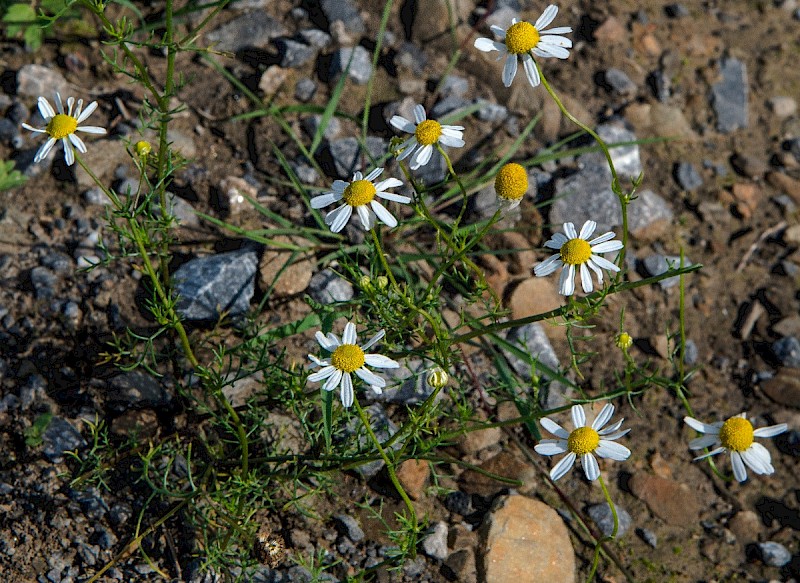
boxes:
[757,541,791,567]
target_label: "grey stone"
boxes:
[551,162,618,233]
[30,266,58,299]
[334,514,365,542]
[107,370,171,412]
[42,417,87,463]
[91,526,118,550]
[350,404,399,478]
[70,486,109,520]
[327,136,387,178]
[595,123,642,178]
[302,115,341,141]
[430,96,470,119]
[412,146,447,184]
[299,29,331,49]
[330,46,372,85]
[276,39,317,69]
[674,162,703,190]
[445,490,474,516]
[395,42,426,75]
[83,187,111,206]
[665,4,689,17]
[641,254,693,289]
[767,96,797,118]
[604,68,637,96]
[637,527,658,548]
[684,339,699,365]
[377,362,433,405]
[17,65,70,98]
[162,192,199,227]
[295,78,317,102]
[757,541,791,567]
[109,502,133,526]
[772,336,800,368]
[628,189,674,236]
[289,159,319,184]
[788,137,800,164]
[588,503,632,537]
[173,248,258,320]
[441,75,469,98]
[476,100,508,122]
[205,13,286,52]
[308,269,354,304]
[711,57,748,133]
[649,70,671,102]
[421,522,448,560]
[504,323,570,409]
[19,374,47,411]
[0,118,18,142]
[321,0,365,33]
[41,250,73,273]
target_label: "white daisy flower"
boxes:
[684,413,787,483]
[473,5,572,88]
[307,322,400,408]
[533,220,623,296]
[21,93,107,166]
[389,104,465,170]
[535,403,631,481]
[310,168,410,233]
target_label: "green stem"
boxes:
[436,144,469,229]
[586,474,618,582]
[354,399,417,557]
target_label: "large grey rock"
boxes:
[330,46,372,85]
[326,136,387,178]
[205,13,286,52]
[641,254,693,288]
[588,503,632,537]
[421,522,449,560]
[504,323,570,409]
[321,0,365,33]
[42,417,87,463]
[276,39,317,69]
[711,57,748,133]
[308,269,354,304]
[107,371,171,412]
[173,248,258,320]
[628,189,674,237]
[17,65,69,98]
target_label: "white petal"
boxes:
[588,231,617,246]
[563,222,577,239]
[693,447,726,461]
[474,37,501,52]
[308,354,329,367]
[374,177,403,191]
[592,404,614,430]
[310,193,339,209]
[322,369,343,393]
[63,139,75,165]
[753,423,788,438]
[340,373,354,407]
[356,205,375,230]
[533,254,562,276]
[376,191,412,204]
[684,416,720,435]
[364,354,399,369]
[326,204,352,233]
[38,96,56,119]
[533,43,571,60]
[534,5,558,31]
[540,417,569,439]
[560,264,575,295]
[587,259,604,284]
[307,365,336,382]
[440,125,464,134]
[68,133,87,153]
[689,435,719,450]
[75,125,106,135]
[365,167,383,182]
[413,104,426,124]
[370,201,397,228]
[550,452,576,481]
[396,138,417,161]
[571,405,586,428]
[582,453,600,480]
[542,26,573,35]
[371,385,383,395]
[502,54,517,87]
[522,54,540,87]
[730,451,748,482]
[545,232,569,248]
[601,428,631,441]
[315,330,338,351]
[390,115,416,133]
[591,240,623,254]
[741,443,773,475]
[534,440,568,456]
[489,25,506,39]
[578,220,597,240]
[589,255,620,273]
[331,180,349,193]
[21,123,46,133]
[361,329,385,351]
[579,263,593,293]
[438,134,465,148]
[36,138,58,164]
[596,440,631,461]
[342,322,357,344]
[411,144,433,169]
[353,171,364,180]
[599,419,624,435]
[537,34,573,48]
[355,367,386,388]
[76,100,98,123]
[54,93,64,113]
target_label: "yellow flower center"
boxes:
[615,332,633,351]
[330,344,366,373]
[494,163,528,201]
[719,417,754,452]
[135,140,152,157]
[567,426,600,455]
[414,119,442,146]
[560,238,592,265]
[505,21,540,55]
[342,179,377,207]
[46,114,78,139]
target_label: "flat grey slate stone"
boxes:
[711,57,748,133]
[206,13,286,52]
[173,248,258,320]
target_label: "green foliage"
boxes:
[24,411,52,446]
[0,159,26,191]
[2,0,70,51]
